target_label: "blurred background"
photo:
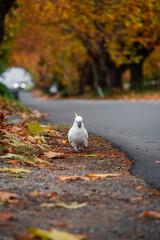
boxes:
[0,0,160,99]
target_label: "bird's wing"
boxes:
[84,128,88,140]
[68,128,73,143]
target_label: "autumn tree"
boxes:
[105,0,160,89]
[4,0,160,94]
[0,0,15,42]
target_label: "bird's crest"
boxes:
[75,113,78,117]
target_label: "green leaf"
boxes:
[27,228,86,240]
[84,155,97,159]
[8,174,27,178]
[41,202,87,209]
[27,120,43,135]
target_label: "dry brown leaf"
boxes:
[15,235,33,240]
[130,196,143,203]
[0,190,20,202]
[7,160,21,166]
[139,210,160,219]
[52,221,67,228]
[18,132,26,137]
[11,126,21,132]
[5,146,15,154]
[57,175,89,181]
[34,157,51,166]
[44,151,65,159]
[0,210,13,221]
[33,189,40,198]
[0,139,10,145]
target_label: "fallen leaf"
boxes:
[0,190,20,202]
[33,189,40,197]
[57,175,89,181]
[0,210,13,221]
[27,120,43,135]
[130,196,143,203]
[8,174,27,178]
[0,139,10,145]
[34,157,51,166]
[135,186,143,190]
[85,155,97,159]
[41,202,87,209]
[0,153,25,161]
[15,235,33,240]
[52,222,67,228]
[11,141,33,148]
[61,140,68,144]
[139,210,160,219]
[0,168,31,174]
[5,146,15,153]
[27,228,86,240]
[11,126,21,132]
[44,151,65,159]
[7,160,21,166]
[87,173,120,178]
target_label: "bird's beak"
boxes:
[78,122,81,128]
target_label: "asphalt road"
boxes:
[20,91,160,189]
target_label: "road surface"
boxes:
[20,91,160,189]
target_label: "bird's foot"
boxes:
[75,149,81,152]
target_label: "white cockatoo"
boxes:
[68,113,88,152]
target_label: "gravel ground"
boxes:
[0,133,160,240]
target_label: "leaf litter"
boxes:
[0,96,160,240]
[41,202,87,209]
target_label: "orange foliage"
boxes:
[3,0,160,89]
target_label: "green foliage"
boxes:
[27,120,43,135]
[60,87,69,97]
[0,83,14,99]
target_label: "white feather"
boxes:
[68,115,88,152]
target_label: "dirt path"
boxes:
[0,97,160,240]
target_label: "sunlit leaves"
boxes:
[27,228,86,240]
[27,120,43,135]
[3,0,160,90]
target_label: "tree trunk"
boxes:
[106,51,128,89]
[130,61,143,89]
[0,0,15,42]
[129,43,154,89]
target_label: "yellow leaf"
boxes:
[0,168,31,174]
[87,173,120,178]
[85,155,97,159]
[27,228,86,240]
[41,202,87,209]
